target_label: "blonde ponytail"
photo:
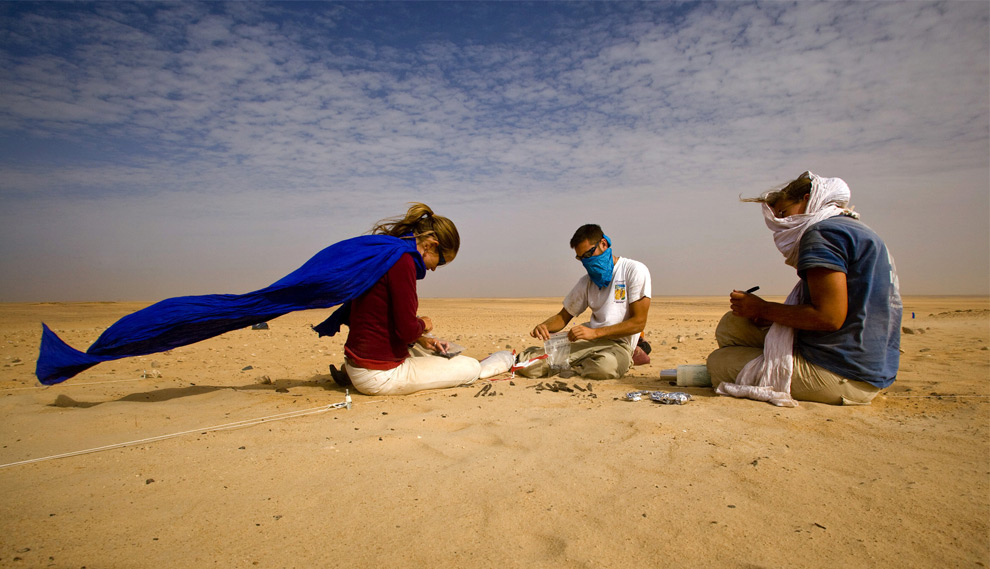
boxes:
[371,203,461,264]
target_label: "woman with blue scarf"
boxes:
[36,203,480,394]
[339,203,481,395]
[515,224,652,380]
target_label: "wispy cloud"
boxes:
[1,1,987,301]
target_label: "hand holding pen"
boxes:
[729,286,764,320]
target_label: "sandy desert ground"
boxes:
[0,296,987,568]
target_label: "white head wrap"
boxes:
[716,171,857,407]
[762,172,858,267]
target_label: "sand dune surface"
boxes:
[0,297,987,568]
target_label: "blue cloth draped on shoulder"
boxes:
[36,235,425,385]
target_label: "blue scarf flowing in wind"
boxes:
[36,235,425,385]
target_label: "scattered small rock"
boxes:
[242,365,254,371]
[251,322,269,330]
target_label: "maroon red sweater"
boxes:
[344,253,425,370]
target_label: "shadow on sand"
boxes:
[48,374,349,408]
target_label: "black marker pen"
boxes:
[744,286,760,294]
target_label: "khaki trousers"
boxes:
[515,338,631,380]
[706,312,880,406]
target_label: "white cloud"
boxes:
[0,1,987,301]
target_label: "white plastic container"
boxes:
[675,364,711,387]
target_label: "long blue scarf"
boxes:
[36,235,424,385]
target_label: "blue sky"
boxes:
[1,1,987,302]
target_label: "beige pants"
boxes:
[515,338,631,380]
[345,344,481,395]
[706,312,880,406]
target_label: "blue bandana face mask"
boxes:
[581,235,614,289]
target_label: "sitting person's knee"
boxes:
[580,367,622,380]
[715,312,769,349]
[706,346,764,387]
[715,311,742,345]
[461,357,482,380]
[705,348,732,388]
[574,350,628,380]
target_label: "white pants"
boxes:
[344,344,481,396]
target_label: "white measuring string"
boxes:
[0,396,358,470]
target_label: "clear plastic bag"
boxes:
[544,332,571,372]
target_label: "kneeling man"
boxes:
[517,224,651,379]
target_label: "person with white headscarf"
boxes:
[707,171,902,406]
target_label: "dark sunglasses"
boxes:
[576,240,602,260]
[437,249,446,266]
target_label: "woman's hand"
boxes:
[417,335,449,355]
[418,315,434,333]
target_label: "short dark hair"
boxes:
[570,224,604,249]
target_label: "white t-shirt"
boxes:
[563,256,652,350]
